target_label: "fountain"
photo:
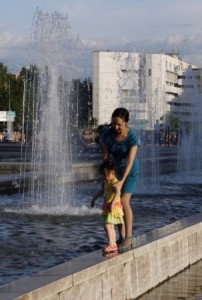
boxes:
[1,8,202,290]
[20,9,78,211]
[176,67,202,183]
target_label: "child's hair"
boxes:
[99,160,116,174]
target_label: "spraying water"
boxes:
[176,67,202,178]
[1,14,202,286]
[21,9,78,210]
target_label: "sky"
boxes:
[1,0,202,75]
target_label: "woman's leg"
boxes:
[121,193,133,246]
[117,223,125,242]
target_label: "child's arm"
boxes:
[91,188,104,207]
[110,184,121,209]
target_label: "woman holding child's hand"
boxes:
[101,107,139,253]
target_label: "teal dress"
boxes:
[102,128,139,194]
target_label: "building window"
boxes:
[148,69,151,76]
[122,90,137,96]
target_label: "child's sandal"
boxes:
[102,244,118,254]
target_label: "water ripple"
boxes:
[0,177,202,287]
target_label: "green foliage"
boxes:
[0,64,25,131]
[69,77,92,128]
[89,117,98,127]
[0,63,38,132]
[0,62,93,133]
[165,113,181,132]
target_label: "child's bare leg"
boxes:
[104,223,116,244]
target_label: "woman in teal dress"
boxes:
[102,107,139,252]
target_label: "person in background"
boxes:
[4,129,10,143]
[154,119,160,145]
[91,160,124,254]
[102,107,139,253]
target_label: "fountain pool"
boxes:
[1,174,202,287]
[2,7,202,291]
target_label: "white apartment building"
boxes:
[93,51,202,130]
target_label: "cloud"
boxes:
[121,33,202,66]
[0,31,25,49]
[76,37,97,49]
[166,23,193,28]
[0,30,28,72]
[1,25,202,76]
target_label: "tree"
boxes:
[0,63,25,131]
[89,117,98,127]
[0,62,93,134]
[0,63,9,112]
[69,78,92,128]
[165,113,181,132]
[79,78,92,128]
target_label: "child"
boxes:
[91,160,124,254]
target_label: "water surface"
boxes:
[1,174,202,287]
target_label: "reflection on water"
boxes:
[1,174,202,287]
[139,259,202,300]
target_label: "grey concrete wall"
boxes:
[0,156,178,192]
[0,161,102,193]
[1,213,202,300]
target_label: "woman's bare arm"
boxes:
[114,145,138,190]
[102,143,110,161]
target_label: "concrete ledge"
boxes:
[1,213,202,300]
[0,155,178,193]
[0,161,102,193]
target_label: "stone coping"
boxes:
[0,161,102,192]
[0,212,202,299]
[134,212,202,248]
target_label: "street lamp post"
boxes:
[7,78,12,140]
[22,78,26,143]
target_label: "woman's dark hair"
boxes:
[111,107,129,122]
[99,160,116,173]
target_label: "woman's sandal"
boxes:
[118,236,134,253]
